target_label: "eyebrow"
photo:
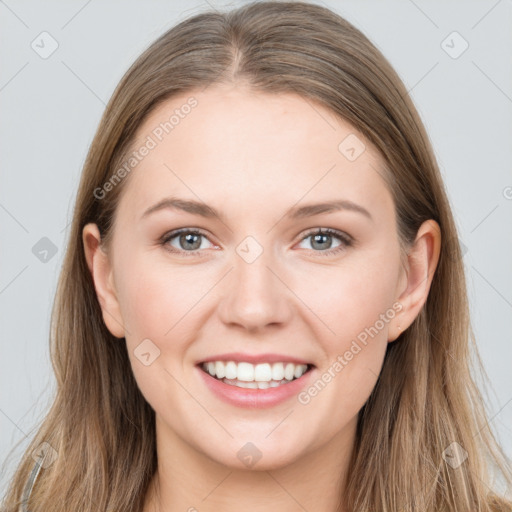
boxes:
[141,197,373,222]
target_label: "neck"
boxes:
[143,415,356,512]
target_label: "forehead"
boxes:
[117,84,391,223]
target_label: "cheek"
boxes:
[114,255,207,406]
[116,252,212,340]
[293,251,399,410]
[295,254,399,345]
[295,296,391,439]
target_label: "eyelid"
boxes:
[159,227,217,257]
[294,227,353,257]
[160,227,353,257]
[298,227,353,244]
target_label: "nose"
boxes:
[217,246,293,332]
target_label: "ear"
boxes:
[82,223,125,338]
[388,219,441,342]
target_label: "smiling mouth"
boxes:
[198,361,314,389]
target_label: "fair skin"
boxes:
[83,84,440,512]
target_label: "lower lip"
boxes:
[196,365,315,409]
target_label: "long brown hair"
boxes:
[2,1,511,510]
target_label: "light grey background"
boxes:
[1,0,511,498]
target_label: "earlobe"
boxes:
[388,316,404,343]
[82,223,126,339]
[388,219,441,342]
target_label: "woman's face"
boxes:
[86,83,414,470]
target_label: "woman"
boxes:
[2,1,511,511]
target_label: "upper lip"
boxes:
[197,352,314,366]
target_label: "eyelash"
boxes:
[159,227,353,258]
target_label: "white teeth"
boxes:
[284,363,295,381]
[215,361,226,379]
[271,362,284,381]
[221,377,290,389]
[201,360,309,383]
[293,364,305,379]
[254,363,272,381]
[225,361,237,380]
[237,362,254,382]
[234,380,258,389]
